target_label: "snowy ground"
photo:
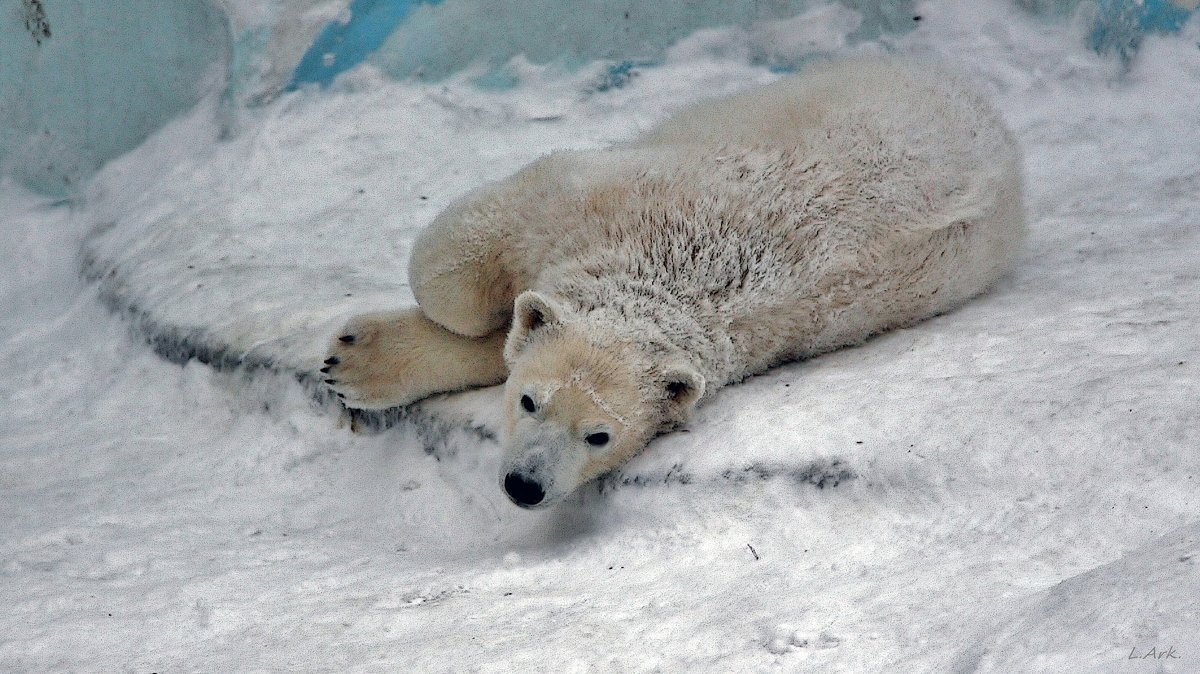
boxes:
[2,2,1199,672]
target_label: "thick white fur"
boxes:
[325,56,1025,507]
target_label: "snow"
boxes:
[3,1,1200,671]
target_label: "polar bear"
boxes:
[322,56,1024,508]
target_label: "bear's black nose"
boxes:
[504,472,546,507]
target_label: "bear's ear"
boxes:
[505,290,567,362]
[662,362,705,419]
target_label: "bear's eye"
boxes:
[585,432,610,447]
[520,394,536,413]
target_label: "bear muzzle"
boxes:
[502,471,547,508]
[499,428,587,508]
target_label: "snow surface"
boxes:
[3,1,1200,671]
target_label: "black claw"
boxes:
[324,356,339,365]
[324,378,337,385]
[336,393,345,399]
[338,335,356,344]
[319,366,331,373]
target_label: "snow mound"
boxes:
[77,66,863,486]
[79,3,1200,493]
[967,520,1200,673]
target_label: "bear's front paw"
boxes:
[320,310,432,410]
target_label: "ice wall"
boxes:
[272,0,1200,95]
[0,0,228,195]
[1089,0,1200,56]
[290,0,919,89]
[3,0,1195,196]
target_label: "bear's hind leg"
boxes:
[322,309,507,410]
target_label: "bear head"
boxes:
[499,290,704,508]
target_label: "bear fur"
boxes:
[323,56,1025,508]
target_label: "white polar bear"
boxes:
[322,56,1025,508]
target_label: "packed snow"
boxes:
[2,1,1199,671]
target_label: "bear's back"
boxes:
[636,56,1015,177]
[574,57,1025,377]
